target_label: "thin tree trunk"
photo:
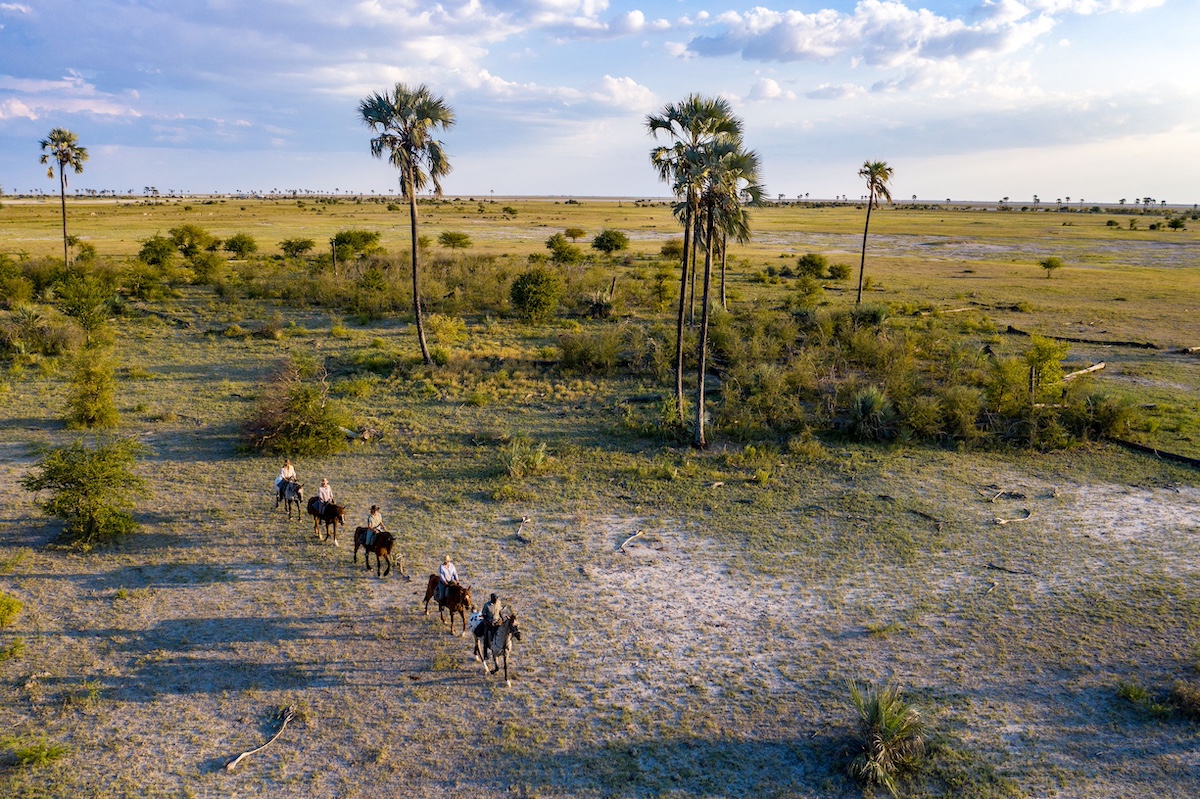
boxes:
[673,200,693,422]
[695,211,716,448]
[59,167,70,269]
[407,175,432,365]
[719,232,728,309]
[688,213,701,326]
[856,189,875,306]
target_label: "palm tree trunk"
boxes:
[856,189,875,306]
[407,174,433,365]
[688,214,701,326]
[673,201,693,422]
[59,167,70,269]
[695,212,716,448]
[719,231,728,309]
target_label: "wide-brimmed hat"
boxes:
[370,504,379,512]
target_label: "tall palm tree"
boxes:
[359,83,455,365]
[692,141,763,447]
[39,128,88,269]
[856,160,893,306]
[647,95,742,422]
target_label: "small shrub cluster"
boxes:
[239,358,352,456]
[847,680,926,797]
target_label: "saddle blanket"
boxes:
[468,612,483,635]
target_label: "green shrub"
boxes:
[828,262,852,280]
[138,234,176,267]
[591,229,630,254]
[796,252,828,277]
[0,592,21,628]
[498,435,549,479]
[846,386,897,441]
[19,437,147,546]
[1,736,70,768]
[63,350,119,429]
[437,231,472,250]
[847,681,926,798]
[239,359,351,456]
[224,232,259,258]
[511,267,563,323]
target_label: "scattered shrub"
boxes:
[846,386,897,441]
[591,229,630,254]
[19,437,148,546]
[510,267,563,323]
[498,435,549,479]
[63,350,119,429]
[847,681,926,798]
[828,262,852,280]
[239,359,351,456]
[796,252,828,278]
[0,592,21,628]
[224,232,259,258]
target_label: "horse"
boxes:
[307,498,346,543]
[277,479,303,520]
[472,612,521,686]
[353,527,401,578]
[422,576,473,636]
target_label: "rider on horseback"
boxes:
[364,505,385,547]
[316,478,333,515]
[436,555,458,602]
[482,592,503,633]
[275,459,296,501]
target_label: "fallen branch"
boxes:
[226,706,295,771]
[993,509,1032,525]
[986,562,1033,575]
[515,516,532,543]
[617,530,644,552]
[1063,362,1106,381]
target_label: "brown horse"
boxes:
[307,498,346,543]
[473,612,521,686]
[353,527,400,578]
[422,575,473,636]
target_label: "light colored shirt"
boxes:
[279,464,296,481]
[483,599,502,625]
[366,511,383,530]
[318,484,333,503]
[439,562,458,584]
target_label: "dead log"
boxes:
[617,530,644,552]
[993,509,1032,525]
[1063,362,1106,381]
[986,563,1033,575]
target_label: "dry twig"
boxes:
[993,509,1032,525]
[617,530,644,552]
[226,705,296,771]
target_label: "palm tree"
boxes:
[39,128,88,269]
[359,83,455,365]
[647,95,742,421]
[855,160,894,305]
[692,142,763,447]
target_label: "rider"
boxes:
[364,505,384,547]
[482,592,503,633]
[275,458,297,501]
[316,478,333,515]
[436,555,458,602]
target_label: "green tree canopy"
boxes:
[591,229,630,254]
[224,232,259,259]
[280,238,317,258]
[167,224,217,258]
[20,437,147,546]
[39,128,88,268]
[437,231,472,250]
[510,267,563,323]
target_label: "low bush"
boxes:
[19,437,147,547]
[0,592,21,628]
[511,267,564,323]
[239,359,351,456]
[63,350,119,429]
[847,680,926,798]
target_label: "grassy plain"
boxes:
[1,197,1200,798]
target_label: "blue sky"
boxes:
[1,0,1195,202]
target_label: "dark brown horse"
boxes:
[353,527,400,578]
[473,612,521,686]
[422,575,473,636]
[307,498,346,543]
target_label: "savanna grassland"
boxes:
[1,195,1200,799]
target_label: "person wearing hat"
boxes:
[482,592,503,634]
[436,555,458,602]
[275,458,297,501]
[364,504,384,547]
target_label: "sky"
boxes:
[1,0,1196,203]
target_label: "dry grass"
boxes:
[2,201,1200,797]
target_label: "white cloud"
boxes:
[0,3,31,13]
[747,77,797,101]
[0,97,36,119]
[805,82,865,101]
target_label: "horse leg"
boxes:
[381,552,391,578]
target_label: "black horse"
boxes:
[473,612,522,686]
[276,479,303,520]
[353,526,400,578]
[307,498,346,543]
